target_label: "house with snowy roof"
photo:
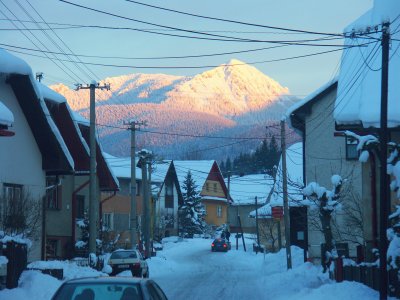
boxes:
[173,160,229,228]
[288,0,400,262]
[103,155,181,244]
[0,49,119,261]
[0,49,74,261]
[288,80,363,260]
[227,174,274,234]
[248,143,305,252]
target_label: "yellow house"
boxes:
[174,160,229,227]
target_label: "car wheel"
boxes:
[131,269,142,277]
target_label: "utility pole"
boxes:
[76,81,110,256]
[281,119,292,269]
[147,158,152,254]
[124,121,146,250]
[227,171,231,231]
[379,22,390,300]
[255,196,260,253]
[139,150,152,258]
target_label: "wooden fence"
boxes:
[334,258,400,298]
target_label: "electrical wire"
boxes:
[57,0,360,46]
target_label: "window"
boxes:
[2,183,22,220]
[165,184,174,208]
[217,205,222,217]
[129,182,140,196]
[76,195,85,219]
[346,136,358,160]
[103,213,114,230]
[213,183,217,193]
[46,239,59,260]
[46,176,61,210]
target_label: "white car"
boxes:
[108,249,149,278]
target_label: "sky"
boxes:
[0,0,373,97]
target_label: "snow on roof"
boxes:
[72,111,89,125]
[151,161,171,183]
[103,153,142,180]
[0,49,74,169]
[97,142,119,189]
[334,1,400,128]
[38,82,90,156]
[173,160,215,193]
[0,48,32,76]
[0,100,13,127]
[227,174,274,205]
[250,142,303,218]
[249,203,272,219]
[286,77,338,129]
[37,82,67,104]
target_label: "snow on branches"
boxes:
[344,130,400,268]
[303,175,342,272]
[179,171,206,238]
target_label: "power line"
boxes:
[0,42,288,60]
[123,0,346,37]
[57,0,356,46]
[3,45,370,70]
[0,1,81,84]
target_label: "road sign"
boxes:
[272,206,283,219]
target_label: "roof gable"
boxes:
[8,74,74,174]
[79,124,119,191]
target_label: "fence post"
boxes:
[6,241,27,289]
[335,257,343,282]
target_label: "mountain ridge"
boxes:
[50,59,299,160]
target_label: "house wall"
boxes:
[304,87,363,259]
[101,178,144,248]
[201,179,225,198]
[204,200,227,227]
[0,80,45,262]
[155,181,179,238]
[229,204,262,233]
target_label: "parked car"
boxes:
[211,238,231,252]
[51,276,167,300]
[108,249,149,278]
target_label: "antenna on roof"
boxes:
[35,72,43,82]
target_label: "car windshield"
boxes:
[53,282,142,300]
[110,251,137,259]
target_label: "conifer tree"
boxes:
[178,171,206,237]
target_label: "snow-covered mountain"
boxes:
[51,59,299,159]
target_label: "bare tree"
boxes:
[258,218,280,252]
[0,191,42,239]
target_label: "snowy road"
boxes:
[0,237,385,300]
[147,238,381,300]
[152,241,266,299]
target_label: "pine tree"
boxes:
[178,171,206,238]
[226,157,232,172]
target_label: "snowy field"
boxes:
[0,237,387,300]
